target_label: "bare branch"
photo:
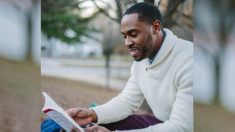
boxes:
[164,0,185,18]
[131,0,138,3]
[91,0,119,23]
[115,0,123,22]
[97,0,113,9]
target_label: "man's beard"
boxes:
[134,35,153,62]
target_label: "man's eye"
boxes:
[123,35,126,39]
[131,33,137,37]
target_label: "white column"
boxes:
[32,1,41,65]
[0,2,27,61]
[220,30,235,112]
[194,45,216,104]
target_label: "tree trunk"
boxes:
[214,54,220,104]
[26,10,33,61]
[105,54,111,89]
[115,0,123,23]
[144,0,155,4]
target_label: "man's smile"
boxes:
[128,47,140,57]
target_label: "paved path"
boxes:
[41,58,132,90]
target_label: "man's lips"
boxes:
[128,48,139,57]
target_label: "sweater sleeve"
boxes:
[91,63,145,124]
[118,56,193,132]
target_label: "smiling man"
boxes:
[67,2,193,132]
[121,9,163,62]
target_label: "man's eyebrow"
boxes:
[121,29,138,35]
[127,29,138,34]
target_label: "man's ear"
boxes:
[152,20,161,34]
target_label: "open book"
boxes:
[42,92,84,132]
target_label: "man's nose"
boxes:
[125,37,133,47]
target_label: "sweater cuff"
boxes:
[90,105,111,124]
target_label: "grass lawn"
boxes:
[41,76,119,110]
[194,103,235,132]
[0,58,41,132]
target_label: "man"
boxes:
[67,2,193,132]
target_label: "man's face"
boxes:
[121,13,154,61]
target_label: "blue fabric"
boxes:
[41,118,62,132]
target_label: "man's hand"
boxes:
[85,125,111,132]
[66,107,97,126]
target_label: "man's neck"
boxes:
[149,29,165,64]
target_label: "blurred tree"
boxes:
[160,0,193,40]
[41,0,99,44]
[161,0,186,27]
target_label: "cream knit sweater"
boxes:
[92,29,193,132]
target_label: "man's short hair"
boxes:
[123,2,162,24]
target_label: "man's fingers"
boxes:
[67,108,82,117]
[66,108,93,126]
[74,117,92,126]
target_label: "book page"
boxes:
[42,92,84,132]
